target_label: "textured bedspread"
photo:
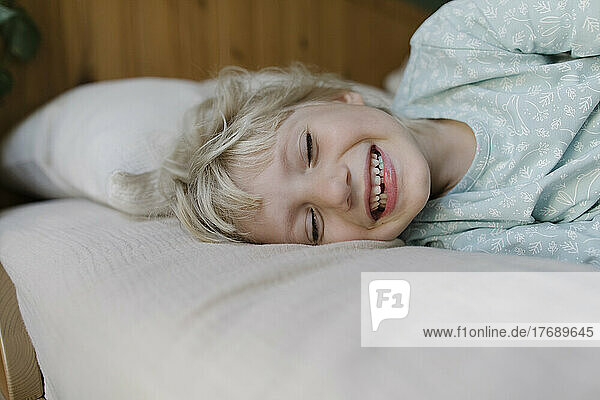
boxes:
[0,199,598,399]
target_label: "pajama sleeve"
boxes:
[411,0,600,57]
[426,219,600,267]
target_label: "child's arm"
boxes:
[411,0,600,57]
[395,0,599,106]
[422,219,600,266]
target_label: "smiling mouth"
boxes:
[369,146,387,221]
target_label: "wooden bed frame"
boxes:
[0,262,45,400]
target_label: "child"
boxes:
[160,0,600,266]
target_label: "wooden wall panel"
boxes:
[179,0,220,78]
[0,0,429,143]
[317,0,346,74]
[217,0,256,67]
[281,0,320,65]
[253,0,283,67]
[59,0,92,84]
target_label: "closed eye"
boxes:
[306,130,313,165]
[310,208,319,244]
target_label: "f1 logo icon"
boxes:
[369,280,411,331]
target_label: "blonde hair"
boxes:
[113,63,434,243]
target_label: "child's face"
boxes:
[233,93,431,244]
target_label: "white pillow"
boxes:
[0,77,216,212]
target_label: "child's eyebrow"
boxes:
[280,132,290,173]
[285,206,297,243]
[279,111,305,173]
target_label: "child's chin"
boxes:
[370,225,405,242]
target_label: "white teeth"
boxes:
[369,149,388,214]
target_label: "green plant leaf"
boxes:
[0,67,13,97]
[0,4,17,25]
[6,12,40,61]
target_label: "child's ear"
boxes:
[337,91,364,105]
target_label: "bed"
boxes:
[2,197,600,400]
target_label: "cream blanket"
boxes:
[0,199,597,400]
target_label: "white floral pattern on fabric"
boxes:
[393,0,600,265]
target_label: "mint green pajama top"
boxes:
[393,0,600,265]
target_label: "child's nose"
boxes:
[312,164,351,210]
